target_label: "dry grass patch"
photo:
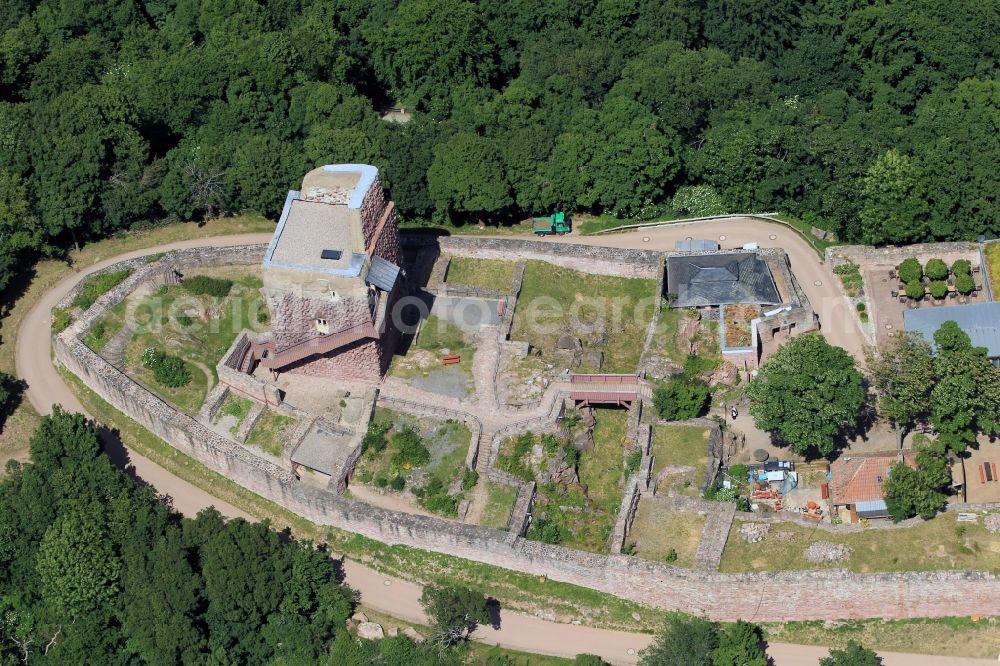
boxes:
[446,257,516,293]
[720,516,1000,573]
[246,409,294,457]
[625,498,705,566]
[650,425,710,496]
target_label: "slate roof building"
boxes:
[666,252,781,308]
[829,450,918,522]
[904,301,1000,367]
[252,164,404,380]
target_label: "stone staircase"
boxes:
[100,321,136,370]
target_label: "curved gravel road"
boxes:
[15,224,987,665]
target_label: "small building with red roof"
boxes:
[829,450,918,522]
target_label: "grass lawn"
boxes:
[511,261,656,373]
[122,268,267,413]
[246,409,294,457]
[390,314,474,380]
[720,515,1000,574]
[446,257,516,293]
[479,480,519,530]
[984,240,1000,297]
[215,392,253,435]
[650,425,711,496]
[531,408,629,553]
[625,498,705,566]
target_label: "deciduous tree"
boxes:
[748,334,864,457]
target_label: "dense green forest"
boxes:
[0,409,458,664]
[2,0,1000,294]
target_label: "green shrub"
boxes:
[418,477,457,515]
[72,269,133,310]
[141,347,166,369]
[897,258,923,284]
[527,516,562,544]
[929,280,948,299]
[952,259,972,276]
[389,475,406,491]
[855,302,866,312]
[362,422,390,455]
[626,450,642,474]
[653,375,710,421]
[374,474,389,488]
[955,273,975,295]
[141,347,191,387]
[153,355,192,388]
[175,313,193,327]
[925,258,949,281]
[497,432,535,482]
[182,275,233,298]
[52,308,73,333]
[682,353,717,378]
[390,426,430,468]
[664,548,678,563]
[462,469,479,491]
[256,309,270,324]
[905,280,926,300]
[859,311,869,323]
[90,321,107,340]
[356,469,373,483]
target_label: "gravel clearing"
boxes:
[985,513,1000,534]
[804,541,851,564]
[738,522,770,543]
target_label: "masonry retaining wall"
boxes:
[52,244,1000,622]
[434,236,662,279]
[827,242,980,268]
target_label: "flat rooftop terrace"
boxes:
[267,199,364,273]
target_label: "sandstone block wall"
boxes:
[53,244,1000,623]
[434,237,662,279]
[827,242,980,268]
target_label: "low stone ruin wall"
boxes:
[52,244,1000,622]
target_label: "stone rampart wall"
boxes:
[53,244,1000,622]
[827,242,980,268]
[434,236,661,279]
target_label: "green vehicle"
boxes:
[531,211,571,236]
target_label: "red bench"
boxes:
[441,354,461,365]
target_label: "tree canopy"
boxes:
[2,0,1000,296]
[748,334,864,457]
[0,408,454,664]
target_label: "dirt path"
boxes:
[17,229,991,665]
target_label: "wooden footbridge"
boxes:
[568,373,649,407]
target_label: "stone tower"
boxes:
[256,164,403,380]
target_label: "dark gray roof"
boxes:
[666,252,780,307]
[904,301,1000,358]
[366,256,400,292]
[675,239,720,252]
